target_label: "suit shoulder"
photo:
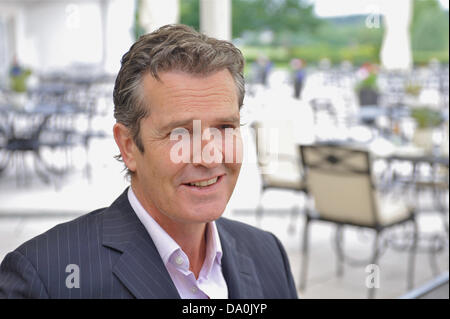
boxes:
[14,207,107,257]
[217,216,265,233]
[217,217,298,298]
[216,217,277,243]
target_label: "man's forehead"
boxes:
[141,69,239,119]
[142,69,235,90]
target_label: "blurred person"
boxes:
[0,24,297,299]
[290,58,306,99]
[9,55,23,77]
[251,55,273,87]
[261,56,273,87]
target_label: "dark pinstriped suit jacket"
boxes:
[0,188,298,299]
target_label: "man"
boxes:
[291,58,306,99]
[0,24,298,299]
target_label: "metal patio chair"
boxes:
[299,143,418,298]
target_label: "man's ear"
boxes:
[113,123,137,173]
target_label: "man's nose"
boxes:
[192,128,223,168]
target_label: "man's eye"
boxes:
[219,124,236,130]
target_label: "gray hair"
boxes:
[113,24,245,176]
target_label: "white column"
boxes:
[100,0,109,71]
[104,0,135,74]
[380,0,413,71]
[200,0,231,41]
[140,0,179,33]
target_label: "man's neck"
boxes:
[131,183,207,278]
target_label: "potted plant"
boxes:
[410,107,443,153]
[355,62,379,107]
[405,83,421,97]
[9,59,32,108]
[404,83,422,107]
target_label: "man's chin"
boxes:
[178,203,227,224]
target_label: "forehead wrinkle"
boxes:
[145,82,237,113]
[160,92,237,117]
[159,70,237,99]
[166,93,235,109]
[164,82,235,100]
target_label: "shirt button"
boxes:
[175,255,184,265]
[191,286,198,293]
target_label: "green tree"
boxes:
[411,0,449,51]
[179,0,321,40]
[133,0,146,40]
[180,0,200,31]
[232,0,321,39]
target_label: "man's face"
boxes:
[128,69,242,225]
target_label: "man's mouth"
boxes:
[188,177,218,187]
[183,175,223,189]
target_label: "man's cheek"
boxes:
[234,136,243,164]
[223,135,243,164]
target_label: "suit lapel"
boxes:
[102,189,263,299]
[102,189,180,299]
[217,219,264,299]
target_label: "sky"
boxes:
[311,0,449,17]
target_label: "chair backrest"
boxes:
[251,120,302,177]
[300,144,378,226]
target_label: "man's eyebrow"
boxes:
[160,116,240,132]
[215,115,241,124]
[160,118,195,132]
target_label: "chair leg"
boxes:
[299,214,310,291]
[14,151,20,187]
[256,189,265,228]
[255,206,263,228]
[434,188,449,235]
[335,225,344,277]
[407,218,418,291]
[289,192,308,234]
[367,230,380,299]
[428,245,440,277]
[287,205,299,235]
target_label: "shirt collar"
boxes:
[127,187,223,277]
[196,220,223,281]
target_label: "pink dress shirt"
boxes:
[127,187,228,299]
